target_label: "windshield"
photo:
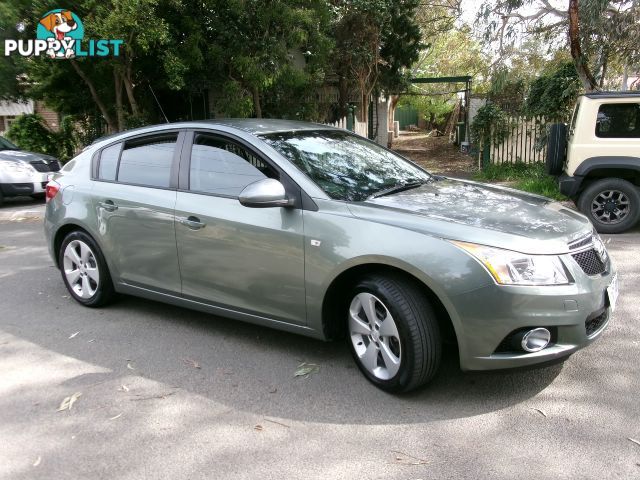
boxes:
[260,130,432,202]
[0,136,18,150]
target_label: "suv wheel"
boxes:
[347,274,441,393]
[578,178,640,234]
[59,231,115,307]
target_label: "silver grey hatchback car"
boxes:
[44,120,617,392]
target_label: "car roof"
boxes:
[583,91,640,99]
[91,119,338,145]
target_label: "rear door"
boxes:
[174,130,306,324]
[91,131,184,293]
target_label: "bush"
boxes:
[5,114,60,157]
[470,103,511,146]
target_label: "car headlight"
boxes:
[451,240,570,285]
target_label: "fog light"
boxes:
[520,328,551,352]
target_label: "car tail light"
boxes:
[45,181,60,203]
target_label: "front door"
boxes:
[174,131,306,324]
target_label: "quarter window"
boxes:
[595,103,640,138]
[98,143,121,180]
[189,133,276,196]
[117,134,178,188]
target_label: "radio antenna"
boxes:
[149,84,169,123]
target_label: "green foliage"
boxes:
[488,68,526,115]
[470,103,511,146]
[6,114,60,157]
[523,62,581,119]
[474,162,567,200]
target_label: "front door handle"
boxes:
[180,215,206,230]
[98,200,118,212]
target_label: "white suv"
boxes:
[547,92,640,233]
[0,136,61,205]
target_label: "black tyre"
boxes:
[545,123,567,175]
[347,274,441,393]
[577,178,640,234]
[58,230,115,307]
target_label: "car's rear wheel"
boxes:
[59,231,115,307]
[347,274,441,393]
[577,178,640,234]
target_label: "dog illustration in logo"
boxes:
[39,11,77,58]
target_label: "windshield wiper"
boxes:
[369,180,428,199]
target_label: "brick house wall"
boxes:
[35,101,60,131]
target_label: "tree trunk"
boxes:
[338,76,350,118]
[252,87,262,118]
[70,59,117,132]
[114,70,125,131]
[123,63,140,117]
[568,0,598,91]
[388,95,400,131]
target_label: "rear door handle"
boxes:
[98,200,118,212]
[180,215,206,230]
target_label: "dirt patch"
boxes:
[391,132,478,179]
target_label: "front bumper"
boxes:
[451,253,615,371]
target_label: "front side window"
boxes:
[117,133,177,187]
[595,103,640,138]
[189,133,276,196]
[260,130,432,202]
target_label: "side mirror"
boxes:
[239,178,293,208]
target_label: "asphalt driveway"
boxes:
[0,201,639,479]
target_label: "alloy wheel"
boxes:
[348,292,402,380]
[591,189,630,225]
[63,239,100,299]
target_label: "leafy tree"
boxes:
[476,0,640,92]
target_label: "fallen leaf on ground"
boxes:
[628,438,640,447]
[392,450,430,466]
[265,418,290,428]
[127,362,135,370]
[531,408,547,417]
[68,331,80,339]
[182,358,201,369]
[87,339,95,343]
[254,425,263,431]
[118,385,129,392]
[294,362,320,378]
[130,391,176,401]
[33,456,41,467]
[109,413,123,420]
[57,392,82,412]
[269,387,277,394]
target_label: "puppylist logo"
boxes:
[4,9,123,59]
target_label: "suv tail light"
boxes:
[45,181,60,203]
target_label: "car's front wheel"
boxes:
[577,178,640,234]
[347,274,441,392]
[58,231,115,307]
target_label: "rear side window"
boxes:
[98,143,121,180]
[596,103,640,138]
[117,134,177,187]
[188,133,276,196]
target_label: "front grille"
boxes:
[572,248,606,275]
[30,161,50,172]
[585,310,608,336]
